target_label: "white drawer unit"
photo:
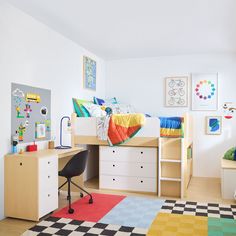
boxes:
[5,154,58,221]
[99,146,157,193]
[38,156,58,218]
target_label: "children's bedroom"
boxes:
[0,0,236,235]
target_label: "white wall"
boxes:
[0,3,106,220]
[106,54,236,178]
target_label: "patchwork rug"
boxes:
[22,193,236,236]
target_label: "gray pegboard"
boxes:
[11,83,51,143]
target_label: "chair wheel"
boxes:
[89,198,93,204]
[80,193,84,198]
[68,208,74,214]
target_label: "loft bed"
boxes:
[71,112,193,198]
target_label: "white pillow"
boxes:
[103,103,136,114]
[83,103,106,117]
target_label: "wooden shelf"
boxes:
[160,159,181,163]
[160,180,181,198]
[161,162,181,179]
[160,138,181,160]
[160,177,181,182]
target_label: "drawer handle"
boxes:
[141,166,143,169]
[112,150,115,153]
[113,164,115,167]
[48,161,50,164]
[141,151,143,154]
[48,176,50,178]
[113,178,115,181]
[20,162,22,166]
[48,194,50,197]
[141,180,143,183]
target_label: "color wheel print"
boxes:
[195,80,216,100]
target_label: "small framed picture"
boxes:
[206,116,222,135]
[35,122,46,139]
[192,73,218,111]
[165,76,188,107]
[83,56,96,91]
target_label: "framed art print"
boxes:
[83,56,96,91]
[165,76,188,107]
[206,116,222,135]
[191,73,218,110]
[35,122,46,139]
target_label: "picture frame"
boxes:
[191,73,218,111]
[206,116,222,135]
[83,56,96,91]
[165,76,188,107]
[35,122,46,139]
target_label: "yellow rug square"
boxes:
[147,213,208,236]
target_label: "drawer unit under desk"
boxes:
[99,146,157,163]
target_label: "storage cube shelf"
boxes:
[158,138,183,198]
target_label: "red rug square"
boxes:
[52,193,126,222]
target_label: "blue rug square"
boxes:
[99,196,165,228]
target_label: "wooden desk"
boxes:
[4,147,83,221]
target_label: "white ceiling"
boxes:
[7,0,236,60]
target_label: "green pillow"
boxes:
[223,147,236,161]
[72,98,91,117]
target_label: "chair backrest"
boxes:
[60,150,89,178]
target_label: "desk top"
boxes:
[5,147,83,159]
[221,159,236,169]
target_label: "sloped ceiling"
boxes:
[7,0,236,59]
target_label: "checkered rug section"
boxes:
[160,200,236,219]
[22,216,148,236]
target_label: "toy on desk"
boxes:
[26,142,38,152]
[12,131,18,153]
[55,116,72,149]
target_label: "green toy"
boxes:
[223,147,236,161]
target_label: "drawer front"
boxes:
[40,171,58,191]
[39,188,58,218]
[100,146,157,163]
[100,161,157,178]
[39,156,58,173]
[100,175,157,193]
[39,156,58,191]
[38,156,58,218]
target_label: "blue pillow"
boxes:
[93,96,117,105]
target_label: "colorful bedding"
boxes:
[159,117,184,138]
[107,113,145,146]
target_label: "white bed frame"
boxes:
[71,113,160,147]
